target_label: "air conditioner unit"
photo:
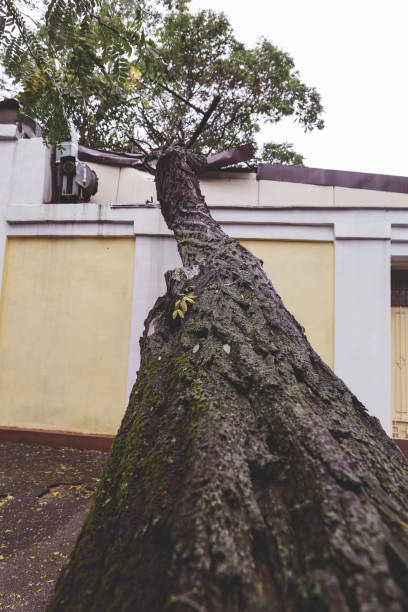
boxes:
[56,142,98,203]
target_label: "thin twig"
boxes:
[149,80,204,115]
[5,0,43,67]
[140,106,165,145]
[88,12,132,46]
[123,130,150,156]
[18,8,41,28]
[123,130,158,175]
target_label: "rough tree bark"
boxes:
[48,149,408,612]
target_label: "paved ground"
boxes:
[0,442,107,610]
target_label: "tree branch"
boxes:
[87,11,132,47]
[76,0,205,116]
[186,94,221,148]
[5,0,43,68]
[140,106,166,146]
[123,130,157,175]
[123,130,150,156]
[149,80,204,115]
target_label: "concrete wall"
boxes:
[3,133,408,437]
[335,239,391,427]
[88,161,408,208]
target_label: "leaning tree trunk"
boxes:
[48,149,408,612]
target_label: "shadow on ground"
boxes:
[0,442,107,610]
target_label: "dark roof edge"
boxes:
[79,142,256,173]
[0,98,42,138]
[78,144,147,168]
[257,164,408,194]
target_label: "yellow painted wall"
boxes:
[0,237,135,434]
[239,240,334,367]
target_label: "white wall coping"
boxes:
[0,124,19,141]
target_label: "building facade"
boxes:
[1,125,408,454]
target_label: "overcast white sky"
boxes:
[190,0,408,176]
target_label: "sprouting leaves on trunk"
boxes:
[172,292,197,319]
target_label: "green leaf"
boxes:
[192,344,200,353]
[223,344,231,354]
[0,0,324,155]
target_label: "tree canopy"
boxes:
[1,0,324,163]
